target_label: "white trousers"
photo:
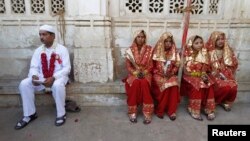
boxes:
[19,77,68,117]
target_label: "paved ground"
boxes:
[0,103,250,141]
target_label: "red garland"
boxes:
[41,53,56,78]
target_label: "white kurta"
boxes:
[19,43,71,117]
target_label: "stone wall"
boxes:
[112,19,250,83]
[110,0,250,85]
[0,0,250,86]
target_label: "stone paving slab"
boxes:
[0,103,250,141]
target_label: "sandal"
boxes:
[156,114,164,119]
[55,114,66,126]
[187,108,203,121]
[220,104,231,112]
[15,113,38,130]
[143,119,151,124]
[128,114,137,123]
[190,113,203,121]
[65,100,81,113]
[169,113,176,121]
[129,117,137,123]
[207,112,215,121]
[143,116,152,125]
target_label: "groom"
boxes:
[15,25,71,129]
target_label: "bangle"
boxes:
[201,72,206,77]
[191,72,199,77]
[132,71,139,76]
[191,72,206,77]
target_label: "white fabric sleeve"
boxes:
[53,48,71,79]
[28,49,40,78]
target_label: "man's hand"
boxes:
[32,75,40,86]
[43,77,55,87]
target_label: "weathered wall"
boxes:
[0,0,113,83]
[0,0,249,85]
[110,0,250,84]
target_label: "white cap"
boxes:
[39,25,55,34]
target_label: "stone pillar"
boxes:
[73,0,113,83]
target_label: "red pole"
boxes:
[178,0,192,87]
[181,0,192,49]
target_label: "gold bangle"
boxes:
[191,72,199,77]
[191,72,205,77]
[132,71,139,76]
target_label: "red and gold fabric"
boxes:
[182,78,215,115]
[124,43,153,86]
[181,35,215,115]
[205,31,238,104]
[182,36,215,91]
[152,84,180,117]
[151,32,181,117]
[123,30,154,118]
